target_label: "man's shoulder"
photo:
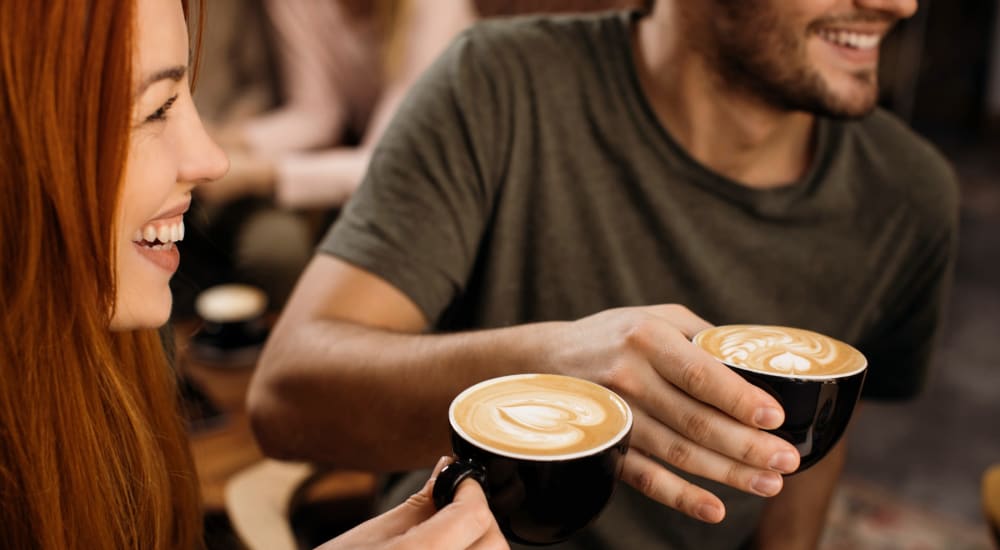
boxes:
[456,10,626,66]
[847,108,956,187]
[842,108,959,230]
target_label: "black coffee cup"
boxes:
[730,366,866,471]
[191,284,269,363]
[693,325,868,472]
[432,374,632,545]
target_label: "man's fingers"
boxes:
[396,479,497,550]
[620,449,725,523]
[629,374,799,474]
[616,310,783,430]
[650,329,785,430]
[629,409,791,497]
[644,304,713,339]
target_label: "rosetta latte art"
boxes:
[694,325,866,377]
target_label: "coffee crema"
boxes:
[450,374,631,459]
[693,325,866,378]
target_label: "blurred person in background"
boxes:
[0,1,503,548]
[173,0,473,317]
[199,0,474,209]
[201,0,641,209]
[249,0,959,549]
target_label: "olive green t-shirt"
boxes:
[319,11,959,549]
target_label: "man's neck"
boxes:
[632,7,816,189]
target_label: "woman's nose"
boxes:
[177,104,230,185]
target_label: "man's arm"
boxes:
[248,254,803,523]
[248,254,564,469]
[750,435,847,549]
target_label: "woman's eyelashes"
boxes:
[144,94,178,124]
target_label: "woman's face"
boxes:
[110,0,228,330]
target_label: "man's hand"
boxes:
[548,304,801,523]
[251,258,798,525]
[315,457,508,550]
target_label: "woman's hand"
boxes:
[315,457,508,550]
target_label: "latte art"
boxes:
[451,374,631,459]
[766,351,811,373]
[694,325,866,378]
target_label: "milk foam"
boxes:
[195,284,267,323]
[489,394,604,450]
[769,351,811,373]
[451,374,631,459]
[694,325,866,378]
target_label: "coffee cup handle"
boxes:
[432,459,488,510]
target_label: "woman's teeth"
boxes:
[132,220,184,249]
[817,29,881,50]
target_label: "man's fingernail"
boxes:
[768,451,799,473]
[751,473,782,496]
[754,407,782,428]
[696,504,722,523]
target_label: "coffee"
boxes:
[450,374,631,459]
[438,373,633,544]
[191,284,269,362]
[693,325,866,378]
[195,284,267,323]
[693,325,868,472]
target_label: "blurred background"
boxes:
[175,1,1000,548]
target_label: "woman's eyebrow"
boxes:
[136,65,186,95]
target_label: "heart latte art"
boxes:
[451,374,631,458]
[694,325,866,378]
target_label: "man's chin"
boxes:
[820,100,878,120]
[818,75,880,119]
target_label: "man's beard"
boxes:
[707,1,882,119]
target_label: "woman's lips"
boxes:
[133,240,180,273]
[131,216,185,273]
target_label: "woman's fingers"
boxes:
[395,479,502,550]
[322,467,504,550]
[342,457,452,543]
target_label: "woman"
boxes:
[0,1,504,548]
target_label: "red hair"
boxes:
[0,1,203,548]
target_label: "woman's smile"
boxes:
[129,198,190,273]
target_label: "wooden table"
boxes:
[175,320,376,517]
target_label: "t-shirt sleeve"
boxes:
[858,169,960,400]
[317,29,510,323]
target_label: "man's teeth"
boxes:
[132,220,185,245]
[817,29,880,50]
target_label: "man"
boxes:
[249,0,958,547]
